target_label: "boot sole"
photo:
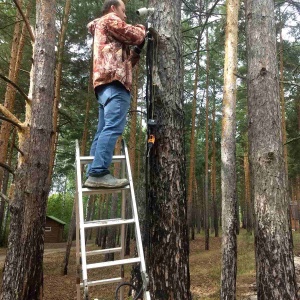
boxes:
[83,182,129,189]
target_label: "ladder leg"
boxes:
[119,158,126,300]
[75,181,81,300]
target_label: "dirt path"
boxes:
[0,243,74,266]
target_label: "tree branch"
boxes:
[13,0,35,42]
[234,73,247,80]
[0,105,23,130]
[0,73,31,104]
[280,81,300,88]
[0,162,14,175]
[285,136,300,145]
[0,191,11,204]
[0,115,23,130]
[286,0,300,14]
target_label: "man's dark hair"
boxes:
[101,0,121,15]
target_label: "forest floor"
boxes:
[0,229,299,299]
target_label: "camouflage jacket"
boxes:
[87,13,146,91]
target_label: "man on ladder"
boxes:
[84,0,146,189]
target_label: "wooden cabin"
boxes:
[45,215,66,243]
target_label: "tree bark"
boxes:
[204,27,210,251]
[211,95,218,237]
[147,1,191,298]
[128,66,139,180]
[279,10,288,176]
[220,0,240,298]
[1,0,56,298]
[243,149,253,233]
[187,14,202,238]
[246,0,298,298]
[48,0,72,179]
[0,0,24,215]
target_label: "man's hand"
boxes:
[133,38,146,54]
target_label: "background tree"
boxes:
[0,0,56,298]
[147,0,191,298]
[220,0,240,298]
[246,0,298,298]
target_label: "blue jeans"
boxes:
[88,81,131,177]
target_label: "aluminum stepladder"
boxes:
[75,140,151,300]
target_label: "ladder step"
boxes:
[80,277,122,287]
[85,247,122,256]
[83,218,135,228]
[80,155,125,165]
[87,257,141,270]
[82,185,130,195]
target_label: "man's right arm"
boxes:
[105,14,146,45]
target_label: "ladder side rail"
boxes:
[119,156,127,300]
[75,178,81,300]
[75,140,89,286]
[123,142,147,273]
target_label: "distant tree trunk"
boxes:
[62,48,92,275]
[220,0,239,298]
[105,138,121,260]
[244,149,253,233]
[297,91,300,133]
[85,195,96,242]
[246,0,298,298]
[101,198,109,249]
[204,27,210,251]
[147,0,191,298]
[187,18,201,240]
[0,0,30,234]
[61,199,76,275]
[211,95,218,237]
[48,0,71,179]
[279,13,288,176]
[0,131,16,246]
[129,66,139,180]
[1,0,56,298]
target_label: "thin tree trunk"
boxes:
[246,0,298,298]
[62,46,92,275]
[279,10,288,176]
[105,138,121,261]
[48,0,72,179]
[244,149,253,233]
[0,130,16,246]
[187,16,202,239]
[148,0,191,298]
[129,66,139,180]
[61,200,76,275]
[1,0,56,298]
[220,0,240,298]
[204,27,210,251]
[0,0,31,233]
[211,95,218,237]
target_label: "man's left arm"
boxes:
[130,38,146,67]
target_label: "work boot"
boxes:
[83,174,129,189]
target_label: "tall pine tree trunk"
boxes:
[279,10,288,176]
[244,149,253,233]
[204,27,210,251]
[148,0,191,298]
[1,0,56,298]
[48,0,72,179]
[246,0,298,298]
[187,14,202,239]
[220,0,239,298]
[0,0,31,235]
[211,95,218,237]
